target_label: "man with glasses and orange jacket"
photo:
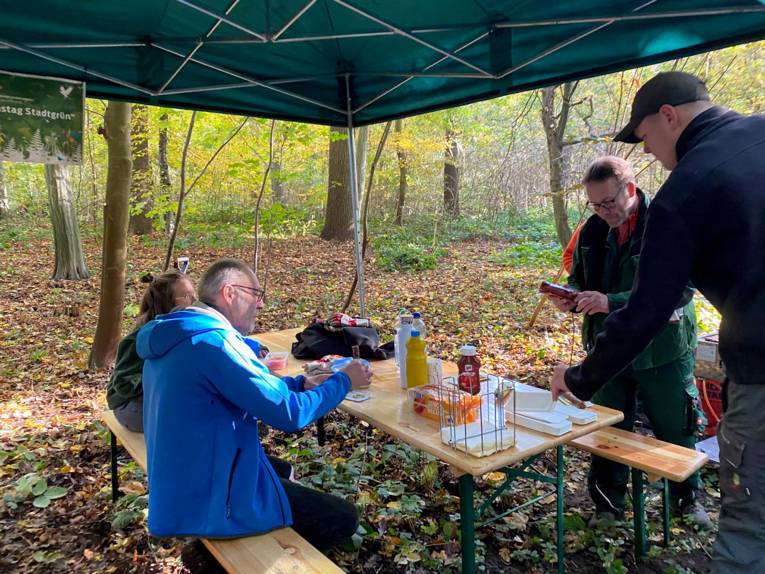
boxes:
[544,156,708,528]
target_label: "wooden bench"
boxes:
[101,410,343,574]
[570,426,709,559]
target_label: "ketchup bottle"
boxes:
[457,345,481,395]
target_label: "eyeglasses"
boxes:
[232,284,266,303]
[587,187,625,212]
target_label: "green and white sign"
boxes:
[0,71,84,165]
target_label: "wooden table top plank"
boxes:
[569,427,709,482]
[256,328,624,477]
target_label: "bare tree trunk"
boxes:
[163,112,197,271]
[270,130,287,204]
[354,126,369,201]
[45,164,90,280]
[88,101,132,369]
[0,162,8,218]
[87,109,99,228]
[541,83,576,247]
[270,160,284,203]
[342,121,392,313]
[444,127,460,217]
[394,119,408,226]
[163,115,247,269]
[158,112,173,235]
[253,120,276,276]
[129,104,153,235]
[321,126,353,241]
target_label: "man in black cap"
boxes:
[550,71,765,572]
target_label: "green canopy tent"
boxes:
[3,0,765,314]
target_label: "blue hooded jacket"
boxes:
[136,306,351,538]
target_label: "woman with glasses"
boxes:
[106,270,196,432]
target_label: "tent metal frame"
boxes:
[3,1,765,315]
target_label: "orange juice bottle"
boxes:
[406,331,427,388]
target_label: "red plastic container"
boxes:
[264,351,289,371]
[695,378,723,437]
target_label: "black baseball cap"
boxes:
[614,72,710,143]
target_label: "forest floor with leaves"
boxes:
[0,219,718,573]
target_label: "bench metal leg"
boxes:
[459,474,476,574]
[631,468,647,559]
[110,431,121,503]
[662,478,670,547]
[316,416,326,446]
[556,445,565,574]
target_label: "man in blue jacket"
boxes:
[551,72,765,572]
[138,258,370,550]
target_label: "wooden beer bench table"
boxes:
[570,427,708,560]
[258,328,624,574]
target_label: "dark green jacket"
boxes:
[106,329,143,409]
[568,191,697,371]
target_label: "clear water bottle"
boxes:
[412,312,426,340]
[393,307,412,370]
[395,315,413,386]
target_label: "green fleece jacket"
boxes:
[106,329,143,409]
[568,191,697,371]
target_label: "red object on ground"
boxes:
[696,378,723,437]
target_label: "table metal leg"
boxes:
[631,468,647,559]
[459,474,476,574]
[556,445,565,574]
[662,478,670,547]
[110,431,120,503]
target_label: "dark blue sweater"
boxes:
[567,106,765,399]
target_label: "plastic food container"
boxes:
[408,384,481,425]
[329,357,370,372]
[264,351,289,370]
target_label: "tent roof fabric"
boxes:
[2,1,765,126]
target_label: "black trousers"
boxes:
[267,456,358,551]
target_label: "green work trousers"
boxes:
[589,352,701,513]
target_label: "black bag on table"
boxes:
[291,322,394,360]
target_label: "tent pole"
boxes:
[345,73,366,318]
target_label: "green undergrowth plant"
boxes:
[372,233,443,271]
[375,241,438,271]
[3,472,68,509]
[110,493,148,530]
[489,240,562,269]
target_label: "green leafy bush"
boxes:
[374,236,439,271]
[489,240,562,269]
